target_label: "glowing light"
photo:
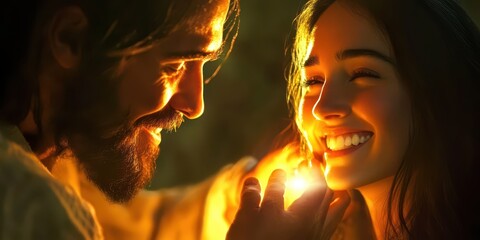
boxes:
[284,169,310,207]
[248,144,324,209]
[289,175,307,191]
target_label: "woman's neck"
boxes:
[357,176,394,240]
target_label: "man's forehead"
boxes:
[160,0,228,57]
[154,29,223,61]
[170,0,229,35]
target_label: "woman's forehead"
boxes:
[311,2,391,58]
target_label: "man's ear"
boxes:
[49,6,87,69]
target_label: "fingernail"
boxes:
[244,177,259,186]
[271,169,287,181]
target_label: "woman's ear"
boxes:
[49,6,87,69]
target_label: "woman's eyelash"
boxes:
[350,69,380,80]
[303,69,379,86]
[303,76,324,87]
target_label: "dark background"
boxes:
[149,0,480,189]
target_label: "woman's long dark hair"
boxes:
[287,0,480,238]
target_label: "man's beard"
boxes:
[67,107,183,203]
[66,106,183,203]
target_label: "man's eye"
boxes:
[160,62,185,76]
[303,76,324,87]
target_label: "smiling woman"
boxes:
[285,0,480,239]
[300,2,412,191]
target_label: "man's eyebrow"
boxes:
[336,48,395,64]
[164,50,221,61]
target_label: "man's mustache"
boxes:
[134,106,184,131]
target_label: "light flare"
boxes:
[252,144,323,209]
[285,169,309,207]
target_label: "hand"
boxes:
[245,144,316,208]
[226,169,350,240]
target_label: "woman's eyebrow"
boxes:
[303,48,394,68]
[336,48,395,65]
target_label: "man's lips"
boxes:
[141,127,162,145]
[134,107,184,132]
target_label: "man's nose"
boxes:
[312,78,351,121]
[169,62,205,119]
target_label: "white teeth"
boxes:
[336,136,344,148]
[328,137,333,149]
[325,132,372,151]
[344,136,351,147]
[352,134,359,146]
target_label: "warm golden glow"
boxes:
[289,173,307,190]
[285,169,309,206]
[208,17,225,49]
[201,146,324,240]
[323,152,330,177]
[251,144,323,209]
[293,31,316,131]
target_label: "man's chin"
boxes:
[76,137,159,203]
[65,113,166,203]
[89,157,156,203]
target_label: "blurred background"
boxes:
[149,0,479,189]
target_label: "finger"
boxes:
[227,178,262,240]
[240,177,261,210]
[260,169,287,214]
[287,180,327,221]
[233,178,261,225]
[314,187,334,224]
[321,190,351,239]
[286,181,328,240]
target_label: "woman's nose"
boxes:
[312,79,351,121]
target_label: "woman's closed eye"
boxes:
[303,76,325,87]
[350,68,380,81]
